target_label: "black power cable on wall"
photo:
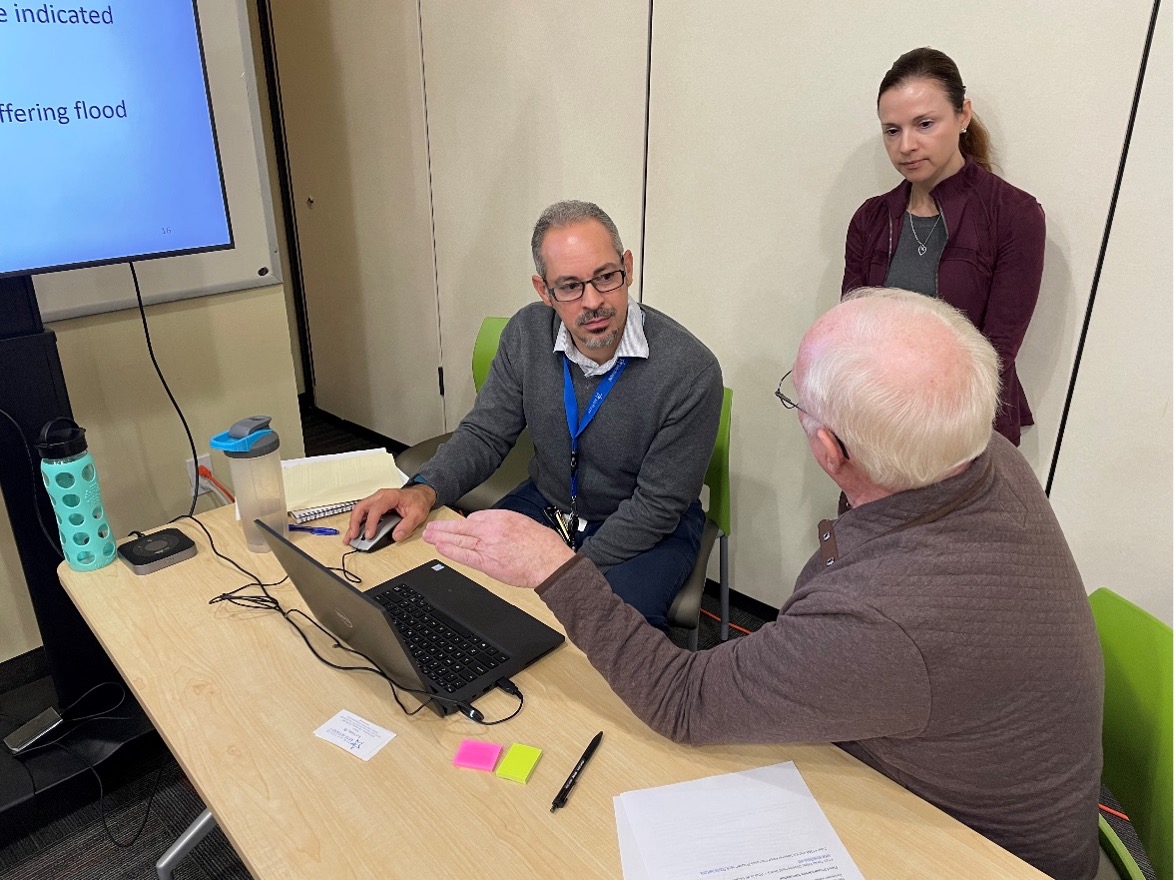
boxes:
[1045,0,1164,497]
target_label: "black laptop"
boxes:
[257,521,564,716]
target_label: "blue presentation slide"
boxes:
[0,1,232,277]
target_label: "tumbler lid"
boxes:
[210,415,281,459]
[36,417,87,459]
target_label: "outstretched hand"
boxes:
[423,510,575,589]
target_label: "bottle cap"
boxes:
[210,415,281,459]
[35,417,88,460]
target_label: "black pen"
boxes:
[551,731,603,812]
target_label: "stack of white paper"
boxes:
[614,761,864,880]
[281,449,407,522]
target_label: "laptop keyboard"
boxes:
[372,582,511,693]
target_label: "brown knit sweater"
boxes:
[538,433,1103,880]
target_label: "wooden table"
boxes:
[57,506,1045,878]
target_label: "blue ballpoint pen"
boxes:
[288,525,339,536]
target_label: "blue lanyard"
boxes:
[562,356,628,518]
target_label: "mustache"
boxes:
[576,305,616,326]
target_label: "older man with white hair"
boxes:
[424,288,1104,880]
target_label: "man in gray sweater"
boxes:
[347,200,723,630]
[423,288,1104,880]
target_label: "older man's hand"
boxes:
[423,510,575,589]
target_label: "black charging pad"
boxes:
[117,528,197,575]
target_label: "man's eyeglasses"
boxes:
[546,268,627,303]
[774,369,806,413]
[775,370,850,460]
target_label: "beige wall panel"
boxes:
[641,2,1157,607]
[244,0,304,395]
[270,1,443,444]
[420,1,649,428]
[0,509,40,663]
[1050,8,1171,623]
[1,286,304,663]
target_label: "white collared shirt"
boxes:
[554,297,649,377]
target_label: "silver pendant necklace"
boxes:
[908,209,942,257]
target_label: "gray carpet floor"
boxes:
[0,758,250,880]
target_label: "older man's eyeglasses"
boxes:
[546,268,627,303]
[775,370,851,460]
[774,370,806,413]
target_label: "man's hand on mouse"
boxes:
[344,483,437,545]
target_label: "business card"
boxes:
[314,709,395,761]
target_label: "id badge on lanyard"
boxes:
[560,356,627,546]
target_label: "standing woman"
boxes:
[843,48,1045,446]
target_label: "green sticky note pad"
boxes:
[495,743,542,784]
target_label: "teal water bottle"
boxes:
[36,417,116,571]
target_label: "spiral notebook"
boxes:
[282,449,407,524]
[290,500,358,523]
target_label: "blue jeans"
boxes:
[493,479,704,631]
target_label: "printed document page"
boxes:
[613,761,864,880]
[282,449,406,511]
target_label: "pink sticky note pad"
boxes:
[453,739,503,771]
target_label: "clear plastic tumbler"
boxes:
[210,415,286,552]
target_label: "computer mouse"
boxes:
[348,512,402,552]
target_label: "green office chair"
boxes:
[667,387,732,651]
[1090,588,1172,880]
[397,317,533,511]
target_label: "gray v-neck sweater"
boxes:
[418,301,723,568]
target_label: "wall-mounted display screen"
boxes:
[0,1,232,278]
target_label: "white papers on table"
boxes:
[613,761,864,880]
[282,449,407,521]
[314,709,395,761]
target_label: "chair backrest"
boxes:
[1090,587,1173,880]
[704,387,733,536]
[472,317,510,392]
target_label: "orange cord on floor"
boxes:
[700,607,753,636]
[1099,803,1130,822]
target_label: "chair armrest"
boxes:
[454,430,533,512]
[397,430,534,513]
[667,517,720,631]
[396,433,452,478]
